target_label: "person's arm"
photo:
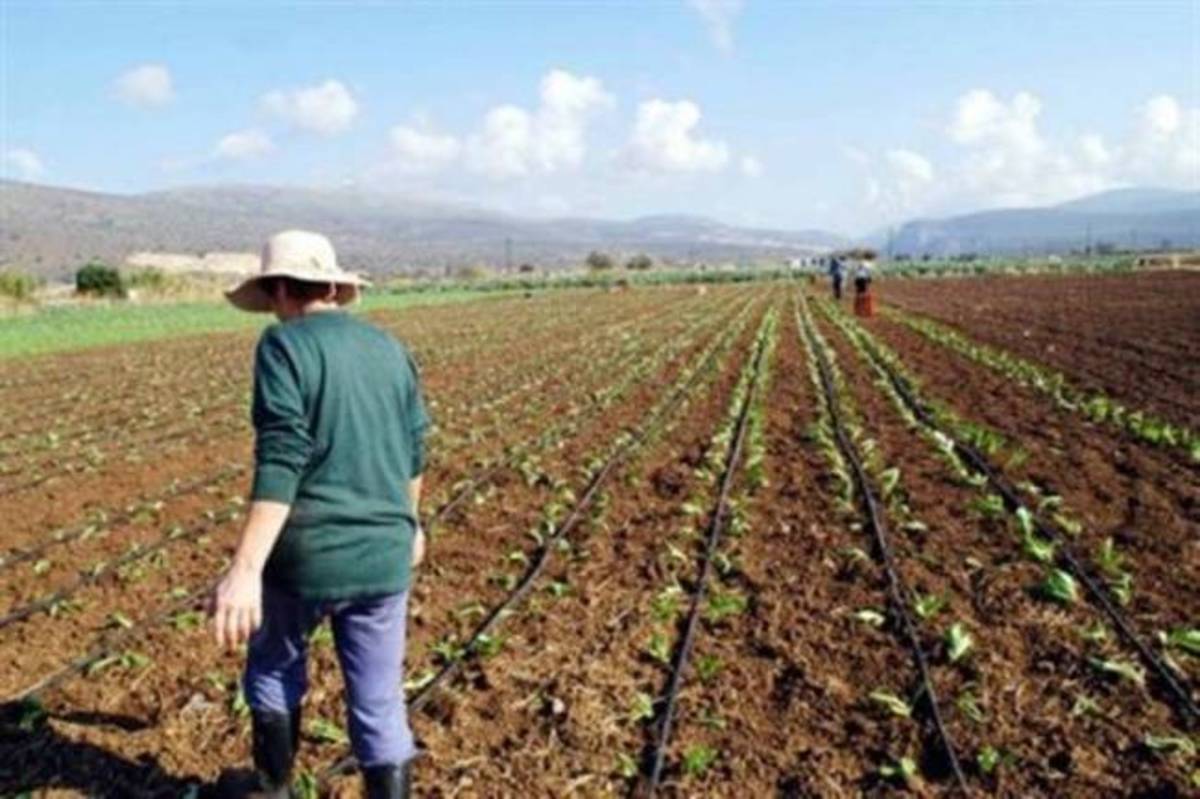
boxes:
[211,330,312,650]
[404,349,431,569]
[409,475,425,567]
[211,501,290,650]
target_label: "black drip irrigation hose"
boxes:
[318,302,757,785]
[797,296,970,795]
[639,321,769,797]
[842,312,1200,728]
[1,424,570,706]
[0,464,247,574]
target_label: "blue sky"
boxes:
[2,1,1197,233]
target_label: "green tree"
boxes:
[76,261,125,298]
[625,253,654,271]
[586,251,615,271]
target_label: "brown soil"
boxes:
[879,272,1200,430]
[3,280,1196,798]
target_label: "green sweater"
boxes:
[250,311,430,600]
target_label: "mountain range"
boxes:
[888,188,1200,257]
[1,181,1197,279]
[0,181,846,280]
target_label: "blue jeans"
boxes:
[243,585,416,767]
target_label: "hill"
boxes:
[890,188,1200,257]
[0,181,846,279]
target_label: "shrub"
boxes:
[0,270,38,302]
[586,251,615,271]
[625,253,654,271]
[76,261,125,298]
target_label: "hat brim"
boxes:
[224,271,371,313]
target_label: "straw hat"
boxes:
[225,230,371,312]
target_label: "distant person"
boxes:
[854,255,874,295]
[829,256,845,300]
[853,251,877,318]
[211,230,429,799]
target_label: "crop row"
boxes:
[888,308,1199,461]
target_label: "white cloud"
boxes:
[465,69,613,179]
[1077,133,1111,168]
[740,154,763,177]
[214,129,274,160]
[688,0,745,54]
[262,79,359,136]
[859,89,1200,226]
[1140,94,1181,139]
[4,148,44,179]
[388,123,461,174]
[114,64,174,109]
[886,149,933,184]
[625,99,730,173]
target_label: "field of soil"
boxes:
[879,271,1200,431]
[0,275,1196,797]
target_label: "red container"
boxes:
[854,291,876,318]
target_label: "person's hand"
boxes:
[412,526,427,569]
[210,561,263,651]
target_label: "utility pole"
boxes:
[1085,220,1093,256]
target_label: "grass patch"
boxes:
[0,289,509,360]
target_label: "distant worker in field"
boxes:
[829,255,845,300]
[853,250,877,318]
[211,230,429,799]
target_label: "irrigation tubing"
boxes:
[318,298,759,785]
[0,464,247,574]
[4,301,751,703]
[640,320,768,797]
[842,312,1200,728]
[797,295,970,794]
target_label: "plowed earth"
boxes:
[1,278,1196,798]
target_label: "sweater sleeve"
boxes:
[404,350,432,476]
[251,329,313,504]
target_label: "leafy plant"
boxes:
[853,608,886,628]
[1143,735,1196,756]
[431,636,465,664]
[945,623,974,663]
[1041,568,1078,605]
[879,756,917,784]
[878,467,901,500]
[614,752,639,779]
[1089,657,1146,687]
[681,744,718,777]
[629,692,655,722]
[1095,538,1125,577]
[1158,628,1200,657]
[646,632,672,665]
[972,494,1006,519]
[651,584,683,622]
[869,690,911,718]
[472,633,506,658]
[305,717,349,745]
[912,593,947,621]
[705,591,747,623]
[956,689,986,724]
[696,654,722,682]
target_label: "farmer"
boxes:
[211,230,430,799]
[853,252,874,296]
[828,255,845,300]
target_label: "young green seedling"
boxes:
[869,690,912,718]
[1041,568,1078,605]
[912,593,947,621]
[1089,657,1146,688]
[945,623,974,663]
[681,744,718,778]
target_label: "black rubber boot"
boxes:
[249,709,300,798]
[363,761,412,799]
